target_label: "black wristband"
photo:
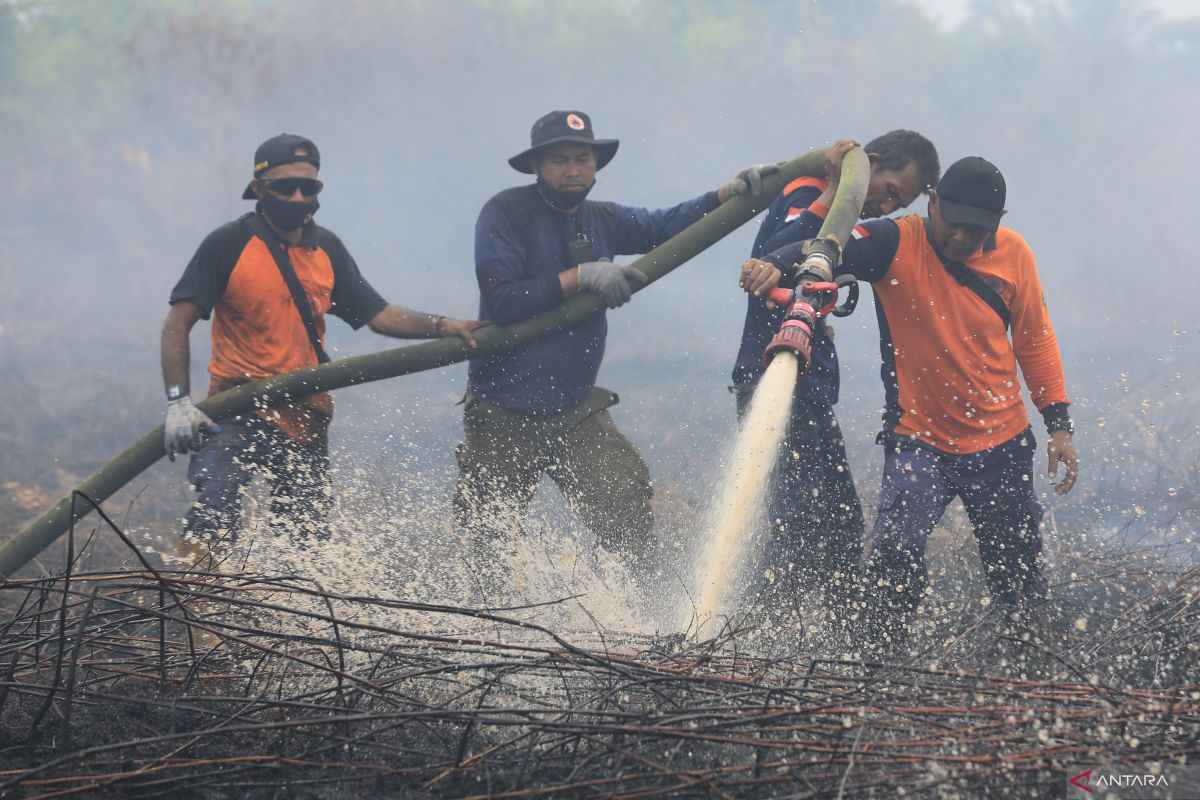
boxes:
[166,385,187,402]
[1041,402,1073,435]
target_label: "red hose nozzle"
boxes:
[764,294,817,374]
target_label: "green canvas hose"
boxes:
[0,146,869,579]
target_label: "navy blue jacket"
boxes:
[470,183,720,415]
[732,177,840,405]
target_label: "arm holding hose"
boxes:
[160,300,219,462]
[739,217,902,374]
[739,144,874,298]
[735,146,871,377]
[740,218,900,300]
[753,239,858,376]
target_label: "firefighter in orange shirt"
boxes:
[740,156,1079,652]
[162,134,482,547]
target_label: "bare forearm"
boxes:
[558,266,580,296]
[161,335,190,392]
[814,181,838,209]
[367,305,446,339]
[161,303,201,395]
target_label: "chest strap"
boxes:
[925,218,1010,330]
[243,213,331,363]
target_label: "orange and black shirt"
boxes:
[765,214,1070,455]
[170,212,387,441]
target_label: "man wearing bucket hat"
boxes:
[161,133,482,549]
[740,156,1080,652]
[455,109,777,585]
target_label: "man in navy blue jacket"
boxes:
[456,109,775,584]
[733,131,939,626]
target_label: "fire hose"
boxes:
[0,148,863,580]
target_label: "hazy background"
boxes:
[2,0,1197,570]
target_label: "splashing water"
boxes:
[687,352,798,633]
[158,464,656,662]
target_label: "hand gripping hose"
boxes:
[762,149,870,374]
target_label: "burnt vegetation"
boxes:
[0,515,1198,798]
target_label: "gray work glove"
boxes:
[578,260,648,308]
[164,396,220,461]
[723,163,781,198]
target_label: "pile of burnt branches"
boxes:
[1067,561,1200,688]
[1,547,1198,799]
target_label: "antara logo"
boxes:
[1069,768,1169,792]
[1069,770,1093,792]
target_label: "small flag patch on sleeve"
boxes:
[851,225,870,239]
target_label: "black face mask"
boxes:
[259,193,319,232]
[537,177,593,211]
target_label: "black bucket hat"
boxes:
[935,156,1006,232]
[241,133,321,199]
[508,110,619,174]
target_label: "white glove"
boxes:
[578,260,648,308]
[164,396,219,461]
[723,163,781,198]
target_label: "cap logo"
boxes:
[254,160,270,172]
[566,114,586,130]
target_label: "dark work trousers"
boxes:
[862,428,1047,649]
[453,387,658,579]
[735,384,865,620]
[185,414,332,545]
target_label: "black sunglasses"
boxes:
[260,177,324,197]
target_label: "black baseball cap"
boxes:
[935,156,1006,232]
[508,110,619,174]
[241,133,321,199]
